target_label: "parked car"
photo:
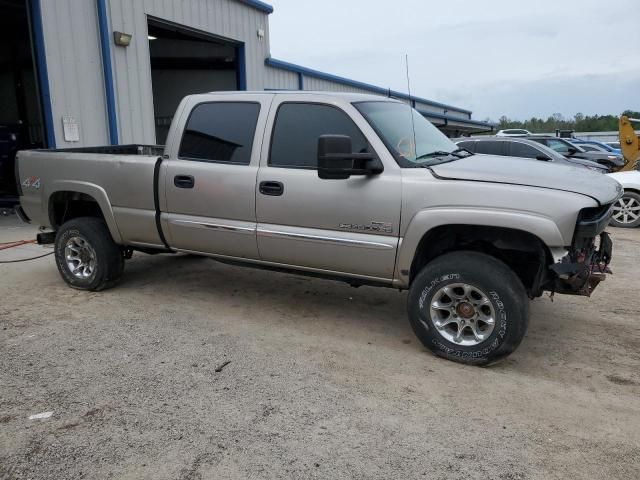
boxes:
[607,170,640,228]
[606,141,621,150]
[570,139,621,155]
[15,92,619,366]
[527,136,625,171]
[496,129,532,137]
[455,137,608,173]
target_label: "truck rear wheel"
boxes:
[54,217,124,291]
[407,251,529,366]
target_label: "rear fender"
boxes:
[47,180,122,244]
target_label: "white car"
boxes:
[608,170,640,228]
[496,129,532,137]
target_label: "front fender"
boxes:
[46,180,123,244]
[394,208,565,287]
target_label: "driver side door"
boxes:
[255,98,402,282]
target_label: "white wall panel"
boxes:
[40,0,109,147]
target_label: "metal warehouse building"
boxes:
[2,0,492,152]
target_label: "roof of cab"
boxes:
[202,90,403,102]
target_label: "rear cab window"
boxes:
[179,102,261,164]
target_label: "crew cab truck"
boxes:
[15,92,620,365]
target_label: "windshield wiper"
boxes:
[414,148,472,161]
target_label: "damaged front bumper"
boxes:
[549,204,614,297]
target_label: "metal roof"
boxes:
[265,57,473,115]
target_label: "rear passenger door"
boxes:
[255,98,401,281]
[161,95,270,258]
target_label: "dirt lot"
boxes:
[1,213,639,480]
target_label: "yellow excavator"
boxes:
[617,116,640,171]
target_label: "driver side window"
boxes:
[269,103,370,169]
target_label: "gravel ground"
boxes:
[1,213,639,480]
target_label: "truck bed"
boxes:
[17,147,164,248]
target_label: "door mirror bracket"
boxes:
[317,135,382,180]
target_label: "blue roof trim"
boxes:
[237,0,273,14]
[265,57,472,115]
[419,110,495,128]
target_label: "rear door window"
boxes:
[508,142,541,159]
[474,141,504,155]
[179,102,260,164]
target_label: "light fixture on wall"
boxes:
[148,35,157,40]
[113,31,132,47]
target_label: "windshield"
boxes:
[354,101,461,167]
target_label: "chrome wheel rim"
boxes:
[64,236,97,279]
[612,196,640,224]
[429,283,496,346]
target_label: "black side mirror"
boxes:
[536,154,551,161]
[317,135,381,180]
[567,147,578,155]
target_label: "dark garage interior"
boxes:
[0,0,44,205]
[148,19,241,144]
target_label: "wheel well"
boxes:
[410,225,552,297]
[48,191,105,229]
[623,188,640,196]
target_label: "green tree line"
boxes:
[491,110,640,133]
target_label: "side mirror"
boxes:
[536,154,551,161]
[317,135,381,180]
[567,147,578,155]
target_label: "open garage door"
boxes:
[148,19,245,144]
[0,0,45,205]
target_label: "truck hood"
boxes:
[429,155,622,205]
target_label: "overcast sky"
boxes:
[268,0,639,121]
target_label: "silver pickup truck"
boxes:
[15,92,620,365]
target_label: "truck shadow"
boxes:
[120,253,418,351]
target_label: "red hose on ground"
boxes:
[0,240,36,250]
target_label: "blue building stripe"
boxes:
[96,0,119,145]
[418,110,495,129]
[28,0,56,148]
[238,0,274,14]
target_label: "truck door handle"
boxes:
[174,175,195,189]
[259,181,284,196]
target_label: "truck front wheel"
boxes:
[407,251,529,366]
[54,217,124,291]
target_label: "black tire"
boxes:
[609,191,640,228]
[407,251,529,366]
[54,217,124,291]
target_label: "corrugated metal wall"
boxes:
[263,67,298,90]
[107,0,271,144]
[40,0,110,148]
